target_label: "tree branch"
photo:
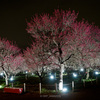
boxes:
[62,54,74,64]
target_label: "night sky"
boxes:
[0,0,100,50]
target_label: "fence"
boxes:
[22,81,77,93]
[5,78,100,94]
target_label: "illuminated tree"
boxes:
[26,9,100,89]
[0,38,24,86]
[74,22,100,78]
[65,21,100,79]
[26,9,78,90]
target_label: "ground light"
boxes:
[62,88,68,92]
[95,71,99,75]
[80,68,84,72]
[50,75,54,79]
[73,73,77,78]
[10,76,14,87]
[26,71,28,74]
[10,76,14,81]
[0,72,3,76]
[0,85,2,88]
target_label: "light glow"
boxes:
[73,73,77,77]
[10,76,14,81]
[26,71,28,74]
[0,73,3,76]
[80,68,84,72]
[62,88,68,92]
[50,75,54,79]
[95,71,99,75]
[0,85,2,88]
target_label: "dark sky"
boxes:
[0,0,100,50]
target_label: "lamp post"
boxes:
[95,71,99,85]
[10,76,14,87]
[72,73,78,92]
[25,71,28,80]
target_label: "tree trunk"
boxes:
[86,69,90,79]
[3,71,9,86]
[39,76,43,84]
[59,64,64,90]
[5,75,9,86]
[36,71,44,84]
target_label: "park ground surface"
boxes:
[0,86,100,100]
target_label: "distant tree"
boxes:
[24,40,53,83]
[0,38,24,86]
[65,21,100,79]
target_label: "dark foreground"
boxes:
[0,86,100,100]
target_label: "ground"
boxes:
[0,86,100,100]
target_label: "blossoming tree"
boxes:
[26,9,78,90]
[26,9,100,90]
[64,21,100,79]
[24,40,54,83]
[0,38,24,86]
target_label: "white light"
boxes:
[32,73,34,75]
[73,73,77,77]
[95,72,99,75]
[0,85,2,88]
[10,76,14,81]
[0,73,3,76]
[62,88,68,92]
[80,68,84,72]
[50,75,54,79]
[26,71,28,74]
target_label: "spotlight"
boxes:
[80,68,84,72]
[10,76,14,81]
[0,73,3,76]
[95,71,99,75]
[50,75,54,79]
[62,88,68,92]
[0,85,2,88]
[73,73,77,77]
